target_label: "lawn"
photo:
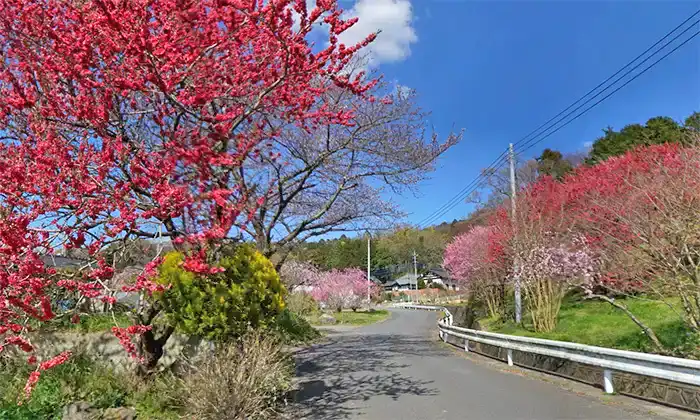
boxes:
[481,296,694,355]
[308,309,390,326]
[35,313,131,334]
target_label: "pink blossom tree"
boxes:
[311,268,376,312]
[279,260,321,291]
[515,235,598,332]
[444,225,509,318]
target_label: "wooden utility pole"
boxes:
[509,143,522,324]
[413,250,418,290]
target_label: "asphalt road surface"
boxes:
[290,309,676,420]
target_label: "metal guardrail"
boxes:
[397,304,700,394]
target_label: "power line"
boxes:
[415,150,508,228]
[418,153,510,228]
[516,28,700,158]
[417,10,700,229]
[510,9,700,152]
[420,160,508,229]
[514,16,700,156]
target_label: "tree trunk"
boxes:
[137,325,175,375]
[587,292,665,352]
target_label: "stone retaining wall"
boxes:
[25,331,209,371]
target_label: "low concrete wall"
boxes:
[446,311,700,412]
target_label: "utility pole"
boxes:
[509,143,522,324]
[367,235,371,304]
[413,250,418,291]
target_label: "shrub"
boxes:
[286,292,319,317]
[271,309,321,344]
[0,353,181,419]
[155,245,286,342]
[182,332,293,420]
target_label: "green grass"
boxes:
[308,309,390,326]
[482,296,695,356]
[0,353,182,419]
[272,309,322,344]
[36,313,131,334]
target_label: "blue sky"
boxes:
[342,0,700,228]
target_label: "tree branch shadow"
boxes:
[289,333,443,419]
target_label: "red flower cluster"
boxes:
[113,325,152,363]
[0,0,376,398]
[21,351,71,402]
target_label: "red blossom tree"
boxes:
[0,0,377,391]
[562,143,700,349]
[492,142,700,344]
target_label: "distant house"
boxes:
[384,273,418,291]
[420,268,460,291]
[41,255,87,270]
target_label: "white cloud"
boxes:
[339,0,418,66]
[583,141,593,149]
[394,82,415,98]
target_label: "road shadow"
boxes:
[290,332,442,419]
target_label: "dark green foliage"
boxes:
[417,278,426,289]
[587,113,698,164]
[537,148,573,180]
[685,112,700,132]
[429,282,446,290]
[155,245,286,343]
[271,309,321,344]
[380,292,394,302]
[291,229,448,276]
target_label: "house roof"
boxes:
[393,274,417,285]
[369,275,383,285]
[426,267,453,280]
[41,255,87,269]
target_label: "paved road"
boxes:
[291,309,672,420]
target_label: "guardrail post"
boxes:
[507,349,514,366]
[464,338,469,353]
[603,369,614,394]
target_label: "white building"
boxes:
[420,268,460,291]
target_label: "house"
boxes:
[420,268,460,291]
[370,275,383,286]
[384,273,418,291]
[41,255,87,270]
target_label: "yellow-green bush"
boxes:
[155,245,286,342]
[286,291,319,317]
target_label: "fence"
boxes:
[396,303,700,396]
